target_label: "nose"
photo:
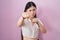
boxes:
[31,11,34,14]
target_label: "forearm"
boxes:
[37,21,47,33]
[17,17,24,27]
[39,24,46,33]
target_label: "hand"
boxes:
[32,18,38,23]
[22,12,30,19]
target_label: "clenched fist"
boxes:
[22,12,30,19]
[32,18,38,24]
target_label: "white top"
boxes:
[21,18,43,38]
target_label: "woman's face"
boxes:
[26,6,36,18]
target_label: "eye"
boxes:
[33,9,35,11]
[29,10,31,12]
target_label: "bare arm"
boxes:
[17,17,24,27]
[37,19,47,33]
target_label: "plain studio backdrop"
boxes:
[0,0,60,40]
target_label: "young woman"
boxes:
[17,1,47,40]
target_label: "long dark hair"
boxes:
[21,1,37,40]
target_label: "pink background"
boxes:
[0,0,60,40]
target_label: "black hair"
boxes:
[21,30,23,40]
[24,1,37,18]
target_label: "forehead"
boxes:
[28,6,36,10]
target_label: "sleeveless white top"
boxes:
[21,18,40,38]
